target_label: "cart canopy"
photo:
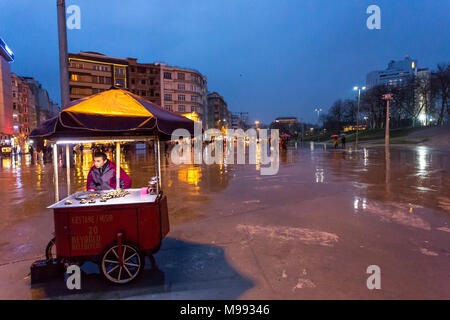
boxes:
[30,88,195,140]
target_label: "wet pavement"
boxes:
[0,143,449,299]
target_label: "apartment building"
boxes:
[68,52,209,126]
[11,75,57,152]
[159,63,207,123]
[68,51,128,102]
[366,56,425,88]
[0,38,14,144]
[127,58,161,105]
[11,74,32,150]
[21,77,59,124]
[207,92,231,130]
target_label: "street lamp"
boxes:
[314,108,322,142]
[353,86,366,149]
[382,93,393,147]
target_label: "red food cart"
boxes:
[29,88,194,284]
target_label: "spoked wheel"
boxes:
[101,242,144,284]
[45,237,56,261]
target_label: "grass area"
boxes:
[387,137,429,145]
[299,126,430,144]
[345,127,423,142]
[302,131,334,142]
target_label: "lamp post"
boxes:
[57,0,70,108]
[353,86,366,149]
[382,93,393,147]
[314,108,322,142]
[300,118,304,144]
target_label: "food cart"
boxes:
[29,88,194,284]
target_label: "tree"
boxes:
[401,76,420,127]
[432,64,450,125]
[415,72,436,126]
[343,99,358,125]
[390,85,407,128]
[363,85,387,128]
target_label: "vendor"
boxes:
[87,152,131,191]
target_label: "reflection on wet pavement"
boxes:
[0,143,449,299]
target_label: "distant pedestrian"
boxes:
[341,135,346,148]
[333,136,339,149]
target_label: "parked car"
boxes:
[1,144,12,157]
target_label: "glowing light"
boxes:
[416,146,428,175]
[182,112,200,122]
[178,167,202,186]
[56,139,138,144]
[5,44,13,56]
[418,114,426,123]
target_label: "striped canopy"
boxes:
[30,88,195,140]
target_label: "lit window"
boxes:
[115,79,125,87]
[71,74,79,81]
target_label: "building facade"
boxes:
[270,117,301,136]
[366,56,422,88]
[207,92,231,130]
[0,38,14,144]
[366,56,434,125]
[231,112,249,130]
[159,63,207,124]
[11,74,31,150]
[68,51,129,102]
[11,75,57,152]
[67,52,209,126]
[21,77,59,125]
[127,58,161,106]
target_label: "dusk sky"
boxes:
[1,0,449,124]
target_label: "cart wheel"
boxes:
[101,242,144,284]
[45,238,56,261]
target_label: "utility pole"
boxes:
[301,120,304,144]
[57,0,70,108]
[314,108,322,142]
[382,93,393,147]
[353,86,366,149]
[57,0,73,169]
